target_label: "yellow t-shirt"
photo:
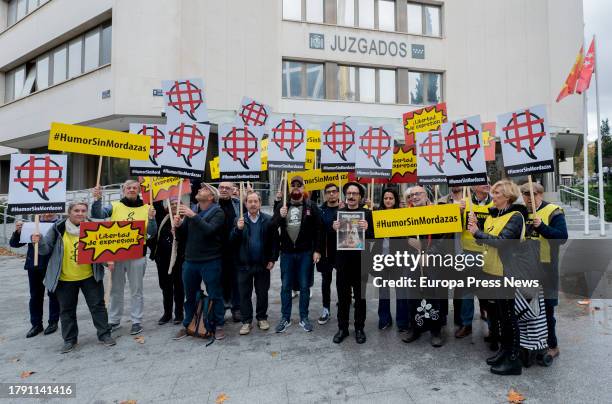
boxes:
[60,232,93,282]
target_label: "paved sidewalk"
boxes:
[0,256,611,403]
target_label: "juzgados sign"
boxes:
[309,33,424,59]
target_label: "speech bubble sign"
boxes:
[221,126,259,169]
[444,120,481,172]
[270,119,306,160]
[78,221,145,264]
[166,123,207,167]
[13,156,64,201]
[501,110,545,160]
[419,131,445,174]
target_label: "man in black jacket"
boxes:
[272,175,323,333]
[318,183,342,325]
[230,192,279,335]
[332,182,374,344]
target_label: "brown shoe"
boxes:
[215,326,226,340]
[455,325,472,339]
[173,328,188,340]
[548,347,560,358]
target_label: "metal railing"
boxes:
[559,184,604,217]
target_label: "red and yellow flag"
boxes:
[556,46,584,103]
[576,38,596,94]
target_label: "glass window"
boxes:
[68,37,83,79]
[7,0,18,26]
[407,3,423,35]
[378,0,395,31]
[306,0,324,23]
[379,69,396,104]
[27,0,38,13]
[21,66,36,97]
[358,67,375,102]
[5,71,15,102]
[283,0,302,20]
[84,29,100,72]
[282,61,303,98]
[13,66,25,99]
[16,0,27,20]
[52,45,67,85]
[338,65,356,101]
[358,0,374,29]
[424,6,441,36]
[100,23,112,65]
[36,54,49,91]
[426,72,442,103]
[337,0,355,26]
[408,71,424,104]
[306,63,325,99]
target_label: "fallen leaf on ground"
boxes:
[577,300,591,305]
[9,357,20,363]
[134,336,145,344]
[507,388,525,403]
[215,393,229,403]
[20,371,35,379]
[119,400,137,404]
[271,351,278,357]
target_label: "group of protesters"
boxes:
[13,174,567,376]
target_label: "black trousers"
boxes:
[237,266,270,324]
[336,256,367,331]
[27,268,59,327]
[496,298,520,352]
[155,255,185,318]
[54,276,111,343]
[544,299,558,348]
[321,268,333,310]
[221,251,240,311]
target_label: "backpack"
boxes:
[187,290,215,345]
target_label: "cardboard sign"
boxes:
[160,122,210,178]
[162,78,208,123]
[236,97,271,127]
[390,144,418,183]
[266,117,308,170]
[288,169,349,192]
[354,125,395,178]
[77,221,145,264]
[261,138,269,171]
[218,124,263,181]
[372,204,462,238]
[306,129,321,150]
[416,131,447,185]
[209,157,220,180]
[49,123,150,160]
[129,123,166,176]
[441,116,488,186]
[497,105,554,176]
[19,222,54,244]
[8,154,67,215]
[482,122,497,162]
[138,176,191,204]
[403,103,448,146]
[320,120,358,172]
[305,150,316,170]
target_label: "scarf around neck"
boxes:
[65,219,81,236]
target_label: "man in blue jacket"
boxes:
[10,214,60,338]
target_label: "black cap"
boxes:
[342,181,365,199]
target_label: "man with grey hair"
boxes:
[92,180,157,335]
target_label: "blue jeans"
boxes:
[280,251,312,321]
[182,259,225,328]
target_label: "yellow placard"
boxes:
[305,150,316,170]
[288,169,349,192]
[306,129,321,150]
[209,157,220,180]
[261,138,269,171]
[49,122,150,160]
[372,204,462,238]
[392,147,417,176]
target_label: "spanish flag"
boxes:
[556,46,584,103]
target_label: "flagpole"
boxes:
[593,35,606,236]
[583,91,590,235]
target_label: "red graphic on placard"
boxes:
[240,101,269,126]
[324,122,355,162]
[444,120,480,171]
[165,80,203,121]
[419,131,445,173]
[271,119,305,159]
[14,155,64,201]
[502,110,545,160]
[167,123,207,167]
[138,125,165,165]
[221,126,259,169]
[77,221,145,264]
[359,127,392,167]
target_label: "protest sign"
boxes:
[337,211,365,251]
[8,154,67,215]
[49,123,150,160]
[261,138,269,171]
[416,131,447,185]
[372,204,462,238]
[209,157,220,180]
[305,150,316,170]
[442,116,488,186]
[162,78,208,123]
[19,222,54,244]
[320,120,357,172]
[218,124,263,181]
[288,169,349,192]
[306,129,321,150]
[497,105,554,176]
[77,221,146,264]
[403,103,448,146]
[236,97,271,127]
[138,177,191,204]
[160,122,210,178]
[482,122,497,161]
[129,123,166,176]
[354,125,395,178]
[266,117,308,170]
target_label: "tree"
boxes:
[593,118,610,174]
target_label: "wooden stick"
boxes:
[282,171,287,206]
[175,181,182,218]
[148,177,154,205]
[467,187,474,215]
[96,156,103,188]
[434,185,439,205]
[527,175,537,215]
[239,182,244,217]
[370,178,375,209]
[33,214,39,267]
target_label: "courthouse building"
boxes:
[0,0,585,193]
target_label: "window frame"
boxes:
[337,64,397,104]
[407,1,442,37]
[408,70,443,105]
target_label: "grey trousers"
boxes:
[108,257,146,324]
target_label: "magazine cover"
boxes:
[337,211,365,251]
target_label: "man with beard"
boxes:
[273,175,323,333]
[331,182,373,344]
[92,180,157,336]
[218,181,241,323]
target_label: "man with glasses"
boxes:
[520,182,567,359]
[218,181,242,323]
[273,175,323,333]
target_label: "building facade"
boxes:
[0,0,585,193]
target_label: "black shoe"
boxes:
[430,331,443,347]
[378,319,392,330]
[490,351,522,375]
[61,341,77,354]
[333,329,349,344]
[99,335,116,347]
[158,313,172,325]
[355,329,366,344]
[402,329,421,344]
[26,324,44,338]
[44,322,58,335]
[130,323,143,335]
[173,316,184,325]
[486,349,507,366]
[231,310,242,323]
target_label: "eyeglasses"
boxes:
[345,191,360,196]
[325,189,338,194]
